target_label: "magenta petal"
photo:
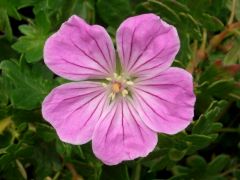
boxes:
[133,67,196,134]
[116,13,180,77]
[44,15,115,81]
[42,82,108,144]
[92,99,157,165]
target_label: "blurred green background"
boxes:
[0,0,240,179]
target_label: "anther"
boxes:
[126,81,134,85]
[102,83,107,87]
[122,89,128,97]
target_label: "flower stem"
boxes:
[132,163,141,180]
[65,162,84,180]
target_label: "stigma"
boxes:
[112,82,121,93]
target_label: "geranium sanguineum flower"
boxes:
[42,14,196,165]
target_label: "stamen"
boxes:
[113,73,118,79]
[109,92,116,101]
[126,81,134,85]
[106,73,134,100]
[106,77,112,81]
[113,73,122,80]
[102,83,107,87]
[122,89,128,97]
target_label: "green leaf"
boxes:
[156,0,190,13]
[168,148,186,161]
[172,165,190,175]
[0,9,13,40]
[0,37,18,60]
[0,0,20,20]
[12,25,48,63]
[158,134,174,148]
[207,155,230,174]
[170,174,189,180]
[63,0,95,23]
[207,79,236,97]
[97,0,132,27]
[148,0,181,24]
[185,134,213,153]
[187,155,207,171]
[177,33,191,65]
[0,60,57,110]
[100,164,129,180]
[200,13,224,31]
[234,170,240,179]
[193,100,227,135]
[0,77,9,107]
[36,123,56,142]
[178,12,201,40]
[0,0,32,40]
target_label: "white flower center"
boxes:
[102,73,134,100]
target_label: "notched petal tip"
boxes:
[41,81,108,145]
[92,100,158,165]
[133,67,195,135]
[116,13,180,77]
[43,15,115,81]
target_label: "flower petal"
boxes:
[44,15,115,81]
[42,81,108,144]
[92,99,157,165]
[133,67,196,134]
[116,13,180,77]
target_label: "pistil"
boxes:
[103,73,134,100]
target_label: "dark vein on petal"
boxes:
[121,28,126,64]
[135,72,173,83]
[128,28,171,72]
[86,31,112,70]
[126,101,145,143]
[70,38,110,73]
[60,58,104,73]
[131,95,155,124]
[80,93,107,129]
[135,91,189,122]
[64,91,104,120]
[137,82,192,93]
[48,88,102,106]
[135,87,193,107]
[127,26,138,68]
[134,92,170,122]
[132,44,179,73]
[121,100,125,145]
[59,71,101,77]
[106,42,114,69]
[105,103,118,142]
[132,47,166,72]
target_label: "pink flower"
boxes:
[42,14,195,165]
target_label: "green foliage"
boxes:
[0,0,240,179]
[97,0,132,28]
[0,59,57,110]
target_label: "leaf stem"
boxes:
[228,0,237,25]
[221,164,240,176]
[218,128,240,133]
[200,29,207,51]
[186,40,198,74]
[208,22,240,51]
